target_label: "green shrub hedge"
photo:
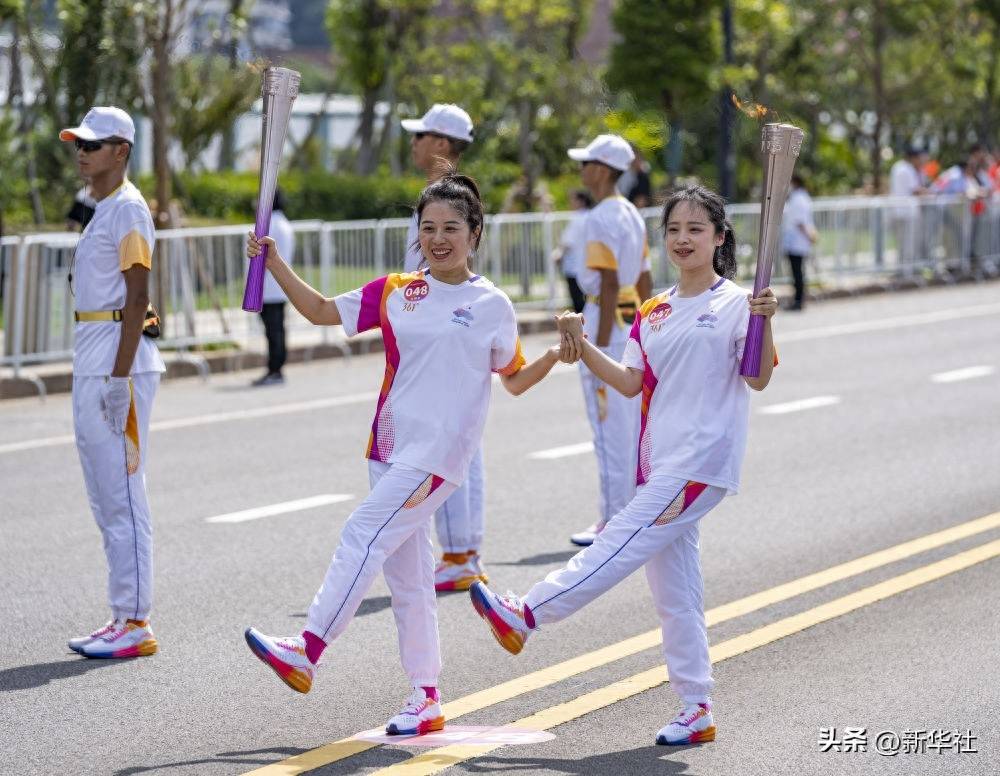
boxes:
[162,163,521,223]
[166,170,427,222]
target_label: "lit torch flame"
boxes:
[731,94,770,120]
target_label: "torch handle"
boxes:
[241,206,274,313]
[739,313,766,378]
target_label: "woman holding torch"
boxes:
[468,185,778,746]
[242,170,572,736]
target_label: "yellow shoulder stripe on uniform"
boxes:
[643,239,650,258]
[585,241,617,271]
[119,230,152,271]
[638,292,669,317]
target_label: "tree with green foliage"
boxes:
[607,0,721,181]
[326,0,434,175]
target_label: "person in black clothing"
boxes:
[65,185,97,231]
[253,188,294,386]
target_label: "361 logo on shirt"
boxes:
[403,279,430,311]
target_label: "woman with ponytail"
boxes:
[241,169,572,736]
[468,184,778,747]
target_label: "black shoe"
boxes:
[252,372,285,386]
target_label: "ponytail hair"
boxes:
[414,161,484,249]
[660,185,738,280]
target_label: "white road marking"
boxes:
[759,395,841,415]
[204,494,354,524]
[5,300,998,457]
[780,302,1000,343]
[528,441,594,459]
[930,365,995,384]
[0,392,378,456]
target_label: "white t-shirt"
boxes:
[889,159,922,197]
[577,195,650,299]
[335,271,525,485]
[558,210,588,278]
[403,212,424,272]
[262,210,295,303]
[622,279,776,494]
[781,188,815,256]
[72,180,165,377]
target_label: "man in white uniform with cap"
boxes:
[400,104,489,593]
[60,107,166,659]
[566,134,652,546]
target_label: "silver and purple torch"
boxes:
[241,66,301,312]
[739,122,805,378]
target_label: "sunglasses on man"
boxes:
[74,138,129,153]
[414,132,446,141]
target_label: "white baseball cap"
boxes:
[567,134,634,172]
[401,104,474,143]
[60,106,135,144]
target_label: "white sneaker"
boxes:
[78,620,158,659]
[434,552,489,592]
[68,620,120,654]
[469,581,533,655]
[385,687,445,735]
[244,628,315,694]
[570,521,606,546]
[655,703,716,745]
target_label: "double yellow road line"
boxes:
[244,511,1000,776]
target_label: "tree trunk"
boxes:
[717,0,735,200]
[218,0,244,171]
[150,5,174,319]
[9,29,44,224]
[517,97,537,211]
[870,0,886,193]
[354,88,379,175]
[981,18,1000,149]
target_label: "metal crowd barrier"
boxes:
[1,194,997,387]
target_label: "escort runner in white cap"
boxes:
[61,107,165,659]
[564,133,653,546]
[401,104,490,594]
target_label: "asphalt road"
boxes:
[1,281,999,776]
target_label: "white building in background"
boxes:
[127,93,390,175]
[185,0,293,55]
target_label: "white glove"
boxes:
[101,376,132,435]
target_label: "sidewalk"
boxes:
[0,272,988,401]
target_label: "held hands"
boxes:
[246,232,279,267]
[101,376,132,435]
[555,311,586,363]
[748,287,779,319]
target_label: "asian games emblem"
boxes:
[648,302,672,332]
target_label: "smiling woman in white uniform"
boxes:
[243,171,569,736]
[470,184,779,748]
[61,107,165,660]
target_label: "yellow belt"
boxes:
[75,308,160,332]
[586,285,640,326]
[75,309,123,322]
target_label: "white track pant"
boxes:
[434,447,485,553]
[580,300,640,524]
[73,372,159,622]
[523,475,726,704]
[305,461,457,687]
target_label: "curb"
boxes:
[0,313,562,401]
[1,272,995,401]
